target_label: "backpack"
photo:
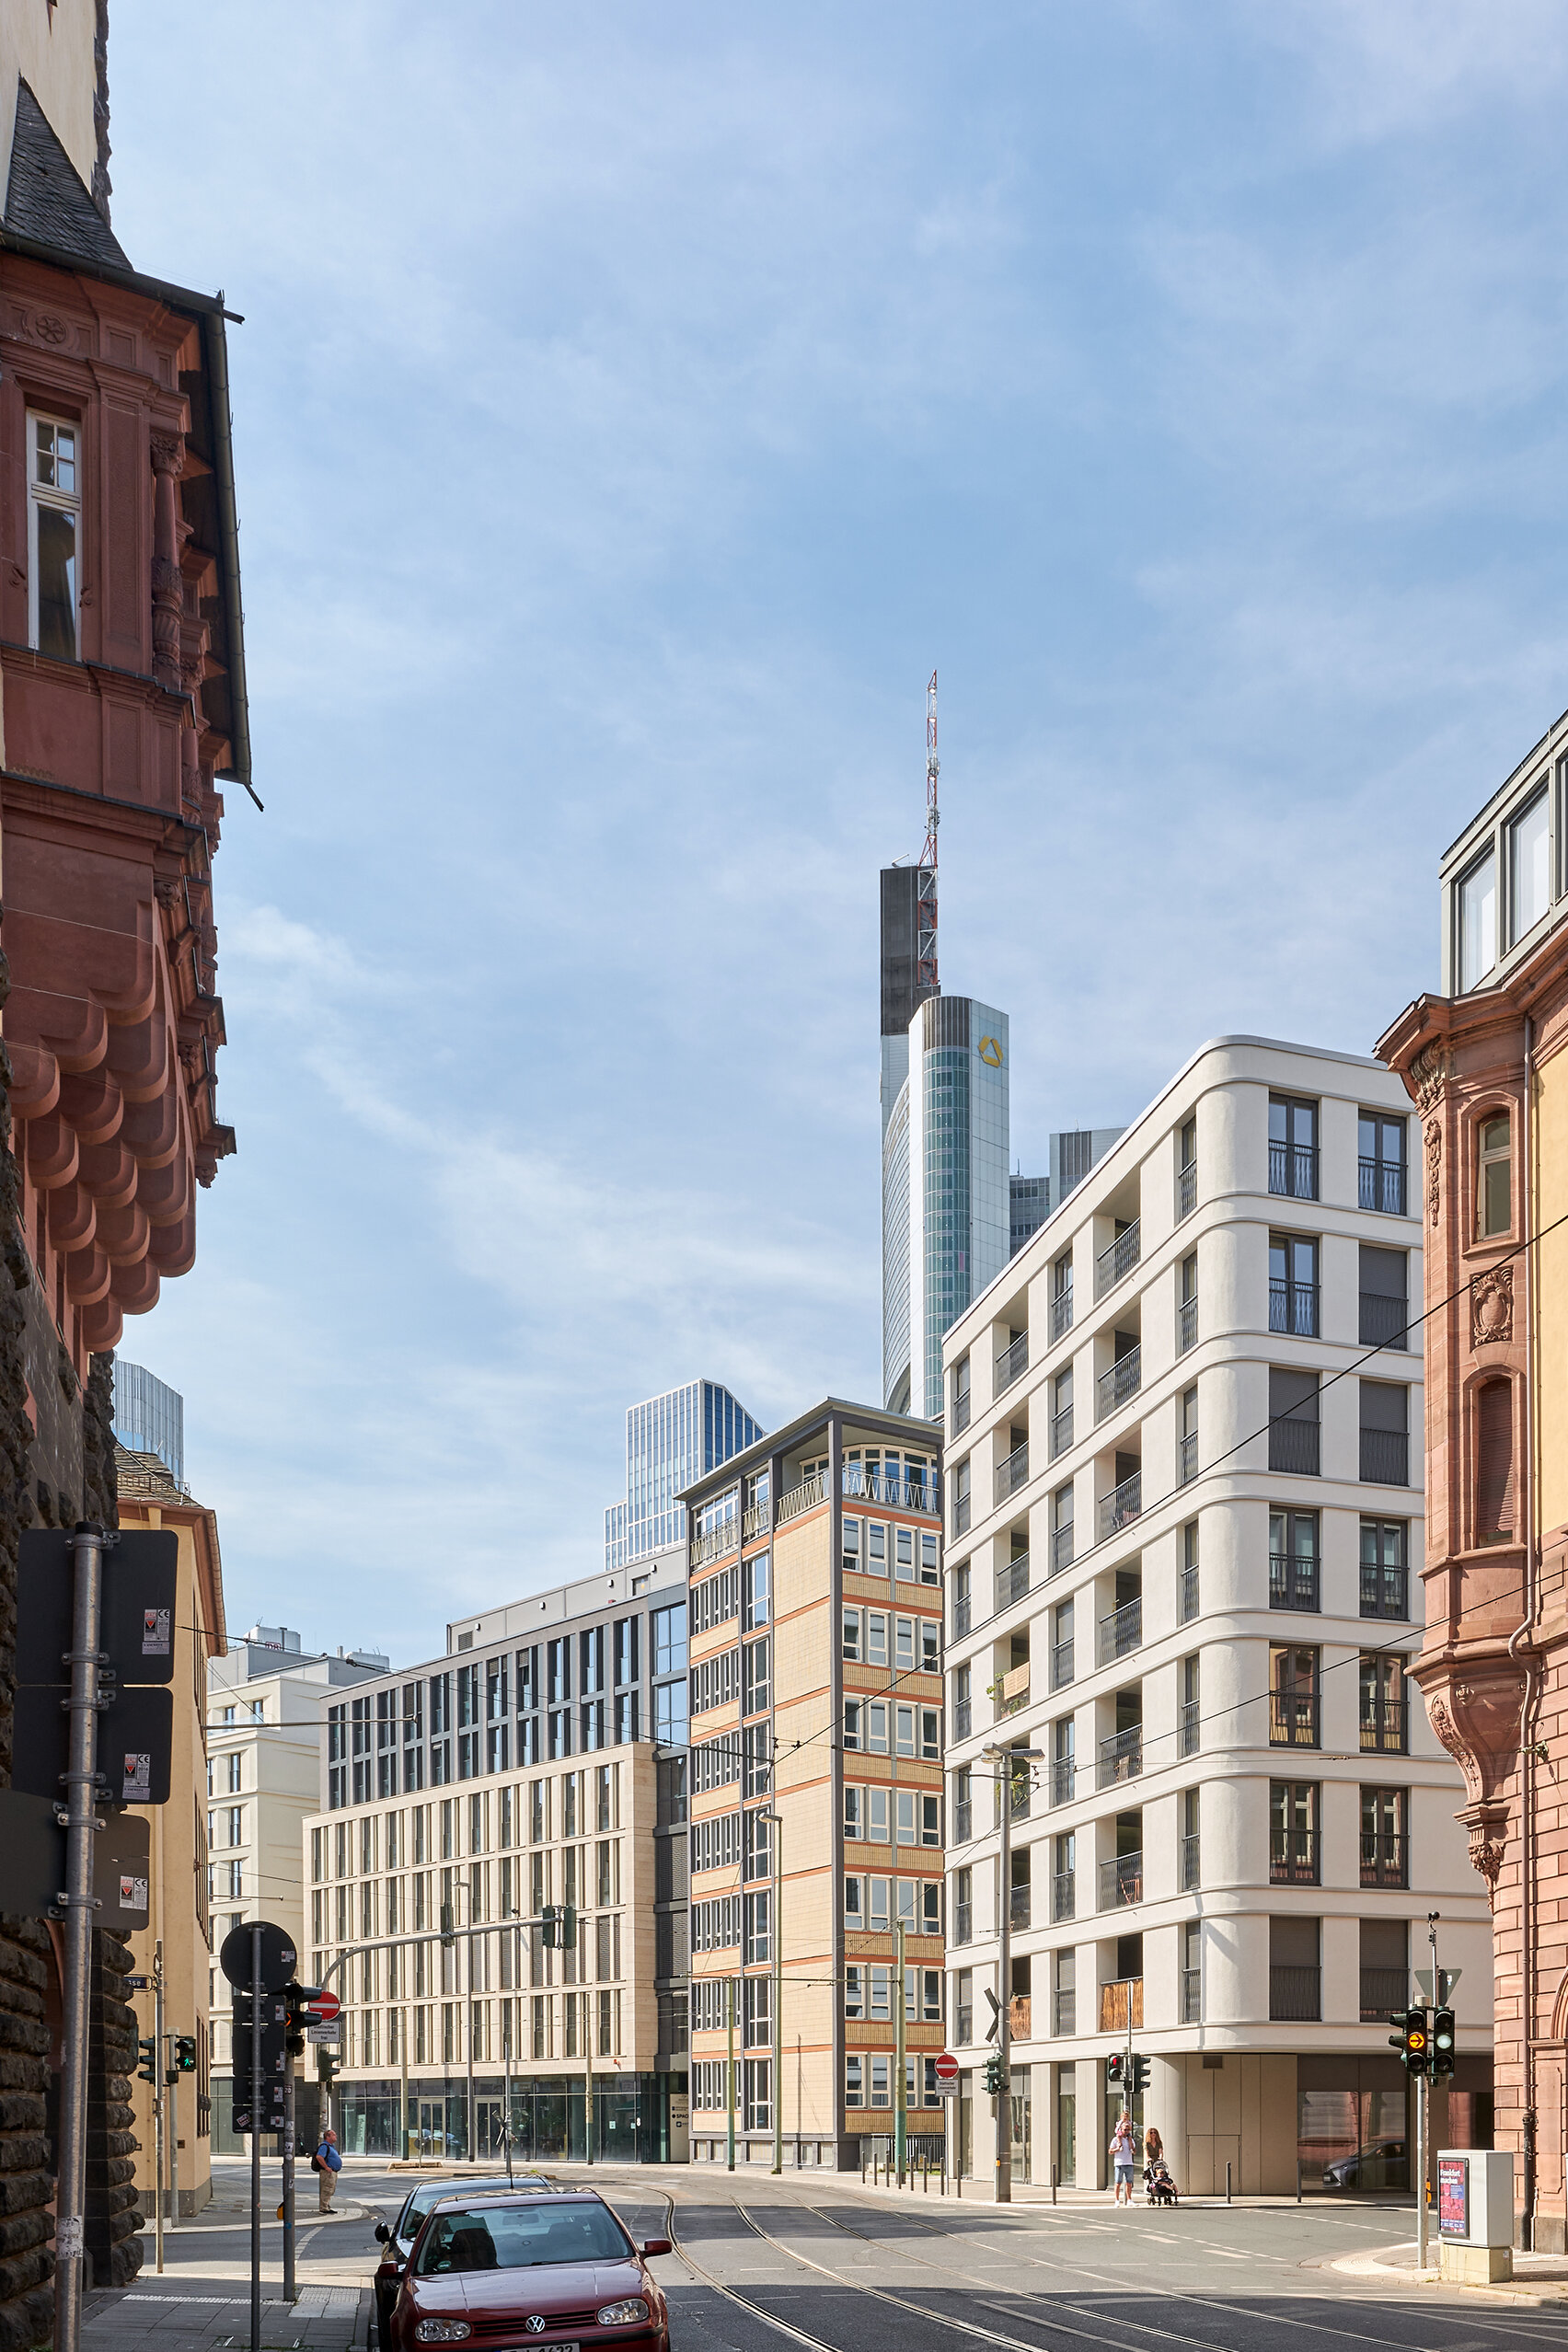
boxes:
[309,2150,323,2173]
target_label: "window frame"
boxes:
[1477,1110,1513,1239]
[28,409,82,663]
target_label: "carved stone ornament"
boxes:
[1426,1116,1442,1228]
[1471,1262,1515,1344]
[1411,1043,1449,1113]
[1426,1696,1480,1793]
[34,315,67,346]
[1470,1830,1506,1908]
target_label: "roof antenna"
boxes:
[917,671,939,994]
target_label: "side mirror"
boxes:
[374,2223,390,2244]
[641,2238,673,2258]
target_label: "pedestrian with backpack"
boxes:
[312,2127,342,2213]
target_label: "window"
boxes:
[955,1966,974,2045]
[1360,1519,1408,1619]
[1359,1380,1409,1487]
[1178,1251,1198,1354]
[921,1620,941,1673]
[1270,1508,1320,1611]
[845,2055,865,2108]
[1270,1646,1320,1747]
[951,1355,971,1436]
[1181,1920,1202,2023]
[950,1562,972,1643]
[1051,1369,1073,1459]
[952,1460,971,1539]
[1178,1385,1198,1486]
[1051,1715,1075,1805]
[1052,1600,1074,1691]
[842,1518,860,1576]
[1269,1780,1320,1885]
[1476,1381,1516,1545]
[953,1662,971,1742]
[1181,1786,1200,1892]
[920,1531,940,1586]
[743,1554,770,1632]
[1359,1244,1408,1349]
[652,1604,687,1676]
[1269,1234,1319,1337]
[613,1617,640,1686]
[29,414,79,662]
[1181,1519,1200,1624]
[1458,848,1497,993]
[1268,1095,1318,1199]
[1055,1946,1076,2035]
[1177,1117,1198,1221]
[1051,1483,1074,1575]
[1361,1785,1407,1886]
[742,1636,769,1717]
[1359,1112,1407,1216]
[1269,1367,1320,1476]
[1180,1657,1200,1758]
[1051,1251,1074,1341]
[1053,1831,1075,1921]
[1359,1652,1407,1755]
[952,1865,972,1946]
[743,2058,771,2132]
[653,1681,686,1745]
[1478,1113,1511,1237]
[1509,787,1551,947]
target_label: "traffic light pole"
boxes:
[169,2066,179,2234]
[250,1923,262,2352]
[282,2046,296,2305]
[994,1757,1012,2206]
[1417,2071,1429,2271]
[153,1943,166,2274]
[726,1976,735,2173]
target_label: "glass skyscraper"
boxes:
[604,1378,764,1569]
[111,1359,185,1489]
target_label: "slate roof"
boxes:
[5,78,127,270]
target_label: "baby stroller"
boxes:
[1145,2157,1180,2207]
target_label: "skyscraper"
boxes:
[605,1378,765,1570]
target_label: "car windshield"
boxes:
[400,2179,524,2240]
[416,2203,629,2275]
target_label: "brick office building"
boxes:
[1378,704,1568,2250]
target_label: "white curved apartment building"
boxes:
[941,1036,1493,2198]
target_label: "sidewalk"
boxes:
[82,2282,372,2351]
[1334,2240,1568,2308]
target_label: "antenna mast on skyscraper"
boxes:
[917,670,940,994]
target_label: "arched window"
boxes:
[1475,1380,1516,1546]
[1477,1113,1512,1239]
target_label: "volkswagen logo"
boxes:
[525,2319,547,2335]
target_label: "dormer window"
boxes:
[29,414,78,662]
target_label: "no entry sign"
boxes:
[934,2051,959,2084]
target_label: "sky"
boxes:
[102,0,1568,1662]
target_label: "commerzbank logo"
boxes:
[978,1035,1004,1068]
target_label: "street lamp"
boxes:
[982,1743,1043,2206]
[758,1809,784,2173]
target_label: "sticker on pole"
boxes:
[117,1875,148,1915]
[121,1752,151,1802]
[55,2217,82,2261]
[141,1608,170,1658]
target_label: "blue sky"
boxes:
[106,1,1568,1660]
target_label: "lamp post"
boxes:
[983,1743,1043,2206]
[759,1808,784,2173]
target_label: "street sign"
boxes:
[0,1788,148,1925]
[938,2079,961,2098]
[304,1987,340,2023]
[220,1921,297,1993]
[934,2051,959,2083]
[11,1684,174,1805]
[306,2023,341,2046]
[17,1528,178,1687]
[984,1988,999,2043]
[1416,1969,1463,2002]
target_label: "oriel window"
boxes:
[29,414,79,663]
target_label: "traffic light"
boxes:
[983,2053,1005,2097]
[440,1903,456,1948]
[1396,2007,1429,2077]
[136,2035,156,2085]
[1106,2052,1125,2085]
[540,1906,577,1950]
[317,2048,339,2086]
[1431,2007,1456,2079]
[174,2035,197,2073]
[1132,2055,1150,2096]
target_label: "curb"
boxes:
[1332,2247,1568,2307]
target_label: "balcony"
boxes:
[1050,1758,1076,1806]
[995,1556,1031,1612]
[1181,1562,1200,1623]
[1051,1525,1074,1577]
[1359,1292,1409,1349]
[1269,1828,1321,1885]
[1178,1161,1198,1221]
[995,1443,1030,1508]
[1270,1551,1320,1612]
[1269,1418,1320,1477]
[1270,1278,1319,1339]
[1009,1769,1032,1822]
[1361,1833,1408,1889]
[1096,1220,1142,1300]
[1098,1977,1144,2034]
[1269,1690,1320,1747]
[1360,1157,1407,1216]
[1051,1289,1074,1343]
[1181,1832,1200,1891]
[1097,1726,1143,1789]
[1009,1884,1032,1931]
[690,1518,740,1568]
[1269,1141,1319,1201]
[1360,1429,1409,1487]
[1269,1965,1321,2022]
[1097,1348,1143,1424]
[1098,1470,1142,1542]
[996,1663,1030,1718]
[1051,1639,1074,1691]
[1050,1407,1073,1460]
[1099,1852,1143,1911]
[952,1594,972,1640]
[1360,1698,1409,1755]
[1360,1965,1409,2023]
[1178,1296,1198,1355]
[997,1332,1029,1394]
[845,1464,940,1515]
[778,1474,825,1527]
[1097,1598,1143,1667]
[1009,1994,1031,2041]
[742,1498,772,1543]
[1054,1988,1076,2035]
[951,1391,971,1437]
[1051,1871,1075,1922]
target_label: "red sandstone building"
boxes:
[0,18,249,2332]
[1379,709,1568,2250]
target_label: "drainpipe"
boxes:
[1507,1012,1541,2246]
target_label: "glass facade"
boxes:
[604,1379,763,1570]
[112,1359,185,1488]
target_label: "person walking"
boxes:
[1143,2124,1164,2203]
[1109,2110,1136,2205]
[313,2127,342,2214]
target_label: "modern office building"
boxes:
[1377,701,1568,2248]
[1010,1134,1127,1260]
[303,1558,694,2160]
[682,1400,946,2167]
[206,1628,386,2151]
[112,1360,186,1490]
[940,1037,1493,2196]
[604,1379,764,1571]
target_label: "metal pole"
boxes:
[726,1976,735,2172]
[771,1813,783,2175]
[250,1922,262,2352]
[467,1924,476,2166]
[401,2008,410,2161]
[1417,2070,1429,2270]
[153,1945,165,2275]
[282,2046,296,2305]
[895,1915,906,2186]
[168,2069,179,2231]
[997,1764,1012,2204]
[54,1518,105,2352]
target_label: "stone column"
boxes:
[149,436,184,692]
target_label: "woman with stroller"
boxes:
[1143,2124,1179,2205]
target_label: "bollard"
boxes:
[1297,2160,1302,2206]
[1052,2163,1058,2207]
[957,2171,963,2199]
[861,2148,868,2185]
[923,2158,928,2194]
[1226,2161,1232,2205]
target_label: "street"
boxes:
[82,2159,1568,2352]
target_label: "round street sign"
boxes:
[934,2051,959,2083]
[219,1920,297,1993]
[306,1988,341,2023]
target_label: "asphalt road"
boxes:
[151,2160,1568,2352]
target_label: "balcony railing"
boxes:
[1359,1292,1409,1349]
[996,1663,1030,1717]
[1360,1429,1409,1487]
[1269,1279,1320,1337]
[1009,1770,1031,1822]
[1178,1297,1198,1355]
[1359,1965,1409,2023]
[952,1594,972,1641]
[1097,1597,1143,1666]
[1050,1758,1076,1806]
[1051,1407,1073,1460]
[1096,1220,1142,1299]
[1009,1884,1032,1931]
[1051,1640,1074,1691]
[953,1901,972,1946]
[1270,1551,1320,1612]
[690,1518,740,1568]
[1051,1525,1074,1577]
[1269,1141,1319,1200]
[1182,1966,1202,2024]
[996,1556,1030,1612]
[1181,1832,1201,1891]
[1178,1161,1198,1221]
[1054,1989,1076,2035]
[1269,1417,1320,1477]
[1051,1871,1075,1922]
[997,1332,1029,1394]
[951,1391,972,1437]
[1270,1690,1320,1747]
[1009,1995,1031,2041]
[954,1700,973,1742]
[1098,1976,1143,2034]
[1361,1569,1408,1621]
[1360,1157,1407,1216]
[1097,1726,1143,1788]
[1361,1833,1408,1888]
[845,1466,940,1515]
[1097,1348,1143,1423]
[742,1499,772,1542]
[1181,1562,1200,1623]
[1360,1697,1409,1754]
[1051,1289,1074,1343]
[1098,1852,1144,1911]
[1178,1432,1198,1487]
[995,1444,1030,1507]
[952,1492,971,1538]
[1269,1827,1321,1885]
[1098,1470,1142,1542]
[1269,1964,1320,2021]
[1180,1700,1200,1758]
[953,1797,972,1844]
[777,1474,825,1526]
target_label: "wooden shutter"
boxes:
[1476,1381,1516,1542]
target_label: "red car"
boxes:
[389,2187,673,2351]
